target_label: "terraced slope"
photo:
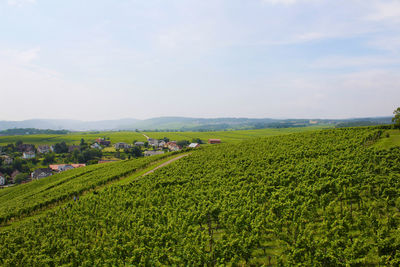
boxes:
[1,127,400,265]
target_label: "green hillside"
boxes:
[0,126,328,146]
[0,153,173,224]
[1,127,400,265]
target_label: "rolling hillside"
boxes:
[1,127,400,265]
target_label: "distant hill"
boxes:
[0,116,393,132]
[0,118,140,131]
[0,128,69,136]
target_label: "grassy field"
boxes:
[0,126,331,146]
[373,129,400,150]
[0,131,147,146]
[144,126,331,143]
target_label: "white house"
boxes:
[0,172,6,186]
[90,143,102,149]
[37,145,50,154]
[1,155,13,165]
[148,138,159,147]
[31,168,53,179]
[188,143,200,148]
[22,151,36,159]
[144,150,165,156]
[114,142,131,149]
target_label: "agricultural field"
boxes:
[0,131,147,146]
[0,126,329,146]
[144,126,330,143]
[1,127,400,265]
[0,152,173,224]
[373,129,400,150]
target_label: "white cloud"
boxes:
[0,47,40,65]
[366,0,400,22]
[7,0,36,7]
[310,55,400,69]
[262,0,306,5]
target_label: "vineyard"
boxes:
[1,127,400,265]
[0,153,172,224]
[0,126,326,145]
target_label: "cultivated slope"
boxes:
[1,128,400,265]
[0,153,171,224]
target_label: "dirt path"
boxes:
[142,133,150,139]
[142,154,189,176]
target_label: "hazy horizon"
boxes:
[0,114,394,123]
[1,0,399,121]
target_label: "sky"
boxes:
[0,0,399,121]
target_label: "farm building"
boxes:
[97,138,111,146]
[208,139,221,144]
[22,151,36,159]
[31,168,53,179]
[49,164,86,172]
[90,143,102,149]
[17,144,35,152]
[144,151,165,156]
[1,155,13,165]
[167,143,181,151]
[135,142,145,146]
[148,138,159,146]
[114,142,131,149]
[37,145,50,154]
[188,143,200,148]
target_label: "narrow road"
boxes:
[142,133,150,140]
[142,154,189,176]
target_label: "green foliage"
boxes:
[1,128,399,265]
[15,140,23,147]
[393,107,400,128]
[0,153,171,224]
[42,153,56,165]
[14,173,30,184]
[54,142,68,154]
[176,140,190,147]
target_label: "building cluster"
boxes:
[0,135,222,187]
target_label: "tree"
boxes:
[393,107,400,128]
[130,147,142,158]
[177,140,189,147]
[14,173,30,184]
[54,142,68,153]
[43,153,56,165]
[192,138,203,144]
[15,140,23,147]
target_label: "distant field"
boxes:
[0,131,146,145]
[144,126,331,143]
[0,126,331,145]
[373,129,400,150]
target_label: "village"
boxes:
[0,137,221,187]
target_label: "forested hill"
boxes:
[1,127,400,265]
[0,128,69,136]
